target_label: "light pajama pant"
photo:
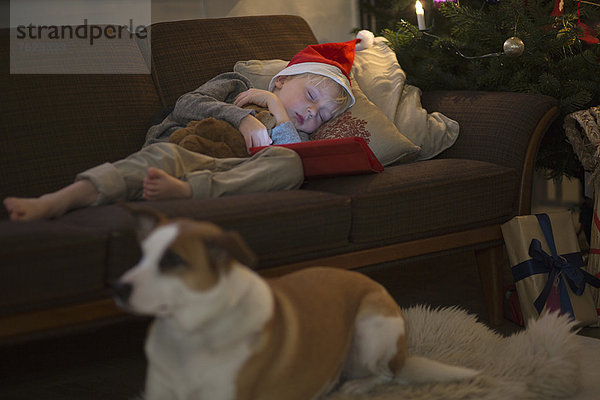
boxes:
[76,142,304,205]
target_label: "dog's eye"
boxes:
[159,249,187,272]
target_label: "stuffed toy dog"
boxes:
[169,105,277,158]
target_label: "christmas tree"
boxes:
[363,0,600,179]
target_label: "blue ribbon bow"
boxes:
[513,214,600,318]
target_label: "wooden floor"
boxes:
[0,250,597,400]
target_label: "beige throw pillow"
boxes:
[234,60,420,166]
[234,59,288,90]
[352,37,460,160]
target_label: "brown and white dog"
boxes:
[114,208,479,400]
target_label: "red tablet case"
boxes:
[250,137,383,180]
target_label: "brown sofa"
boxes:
[0,15,559,342]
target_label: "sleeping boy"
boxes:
[4,37,361,221]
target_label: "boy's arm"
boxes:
[233,89,290,126]
[144,72,275,148]
[171,72,255,129]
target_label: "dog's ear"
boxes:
[121,203,167,241]
[208,231,257,268]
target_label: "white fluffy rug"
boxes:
[326,305,583,400]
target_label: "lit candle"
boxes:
[415,1,426,30]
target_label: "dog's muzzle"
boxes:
[113,282,133,306]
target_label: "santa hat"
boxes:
[269,30,374,108]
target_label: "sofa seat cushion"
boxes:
[302,159,517,244]
[0,221,107,315]
[59,190,351,278]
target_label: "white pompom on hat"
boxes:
[268,30,375,108]
[355,30,375,51]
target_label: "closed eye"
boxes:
[320,110,333,123]
[159,249,187,272]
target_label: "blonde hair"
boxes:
[284,73,353,118]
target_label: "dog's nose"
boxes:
[113,282,133,303]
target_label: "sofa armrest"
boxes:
[421,90,559,214]
[421,90,559,168]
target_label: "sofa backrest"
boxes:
[0,29,162,218]
[145,15,317,106]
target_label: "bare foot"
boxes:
[143,167,192,200]
[3,180,99,221]
[4,194,69,221]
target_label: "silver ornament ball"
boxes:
[503,36,524,57]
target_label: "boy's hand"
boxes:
[239,114,273,149]
[234,89,276,108]
[234,89,290,125]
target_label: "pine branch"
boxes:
[378,0,600,178]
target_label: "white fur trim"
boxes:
[268,62,355,107]
[355,30,374,51]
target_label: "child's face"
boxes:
[273,76,339,133]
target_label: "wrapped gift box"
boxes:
[501,212,600,327]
